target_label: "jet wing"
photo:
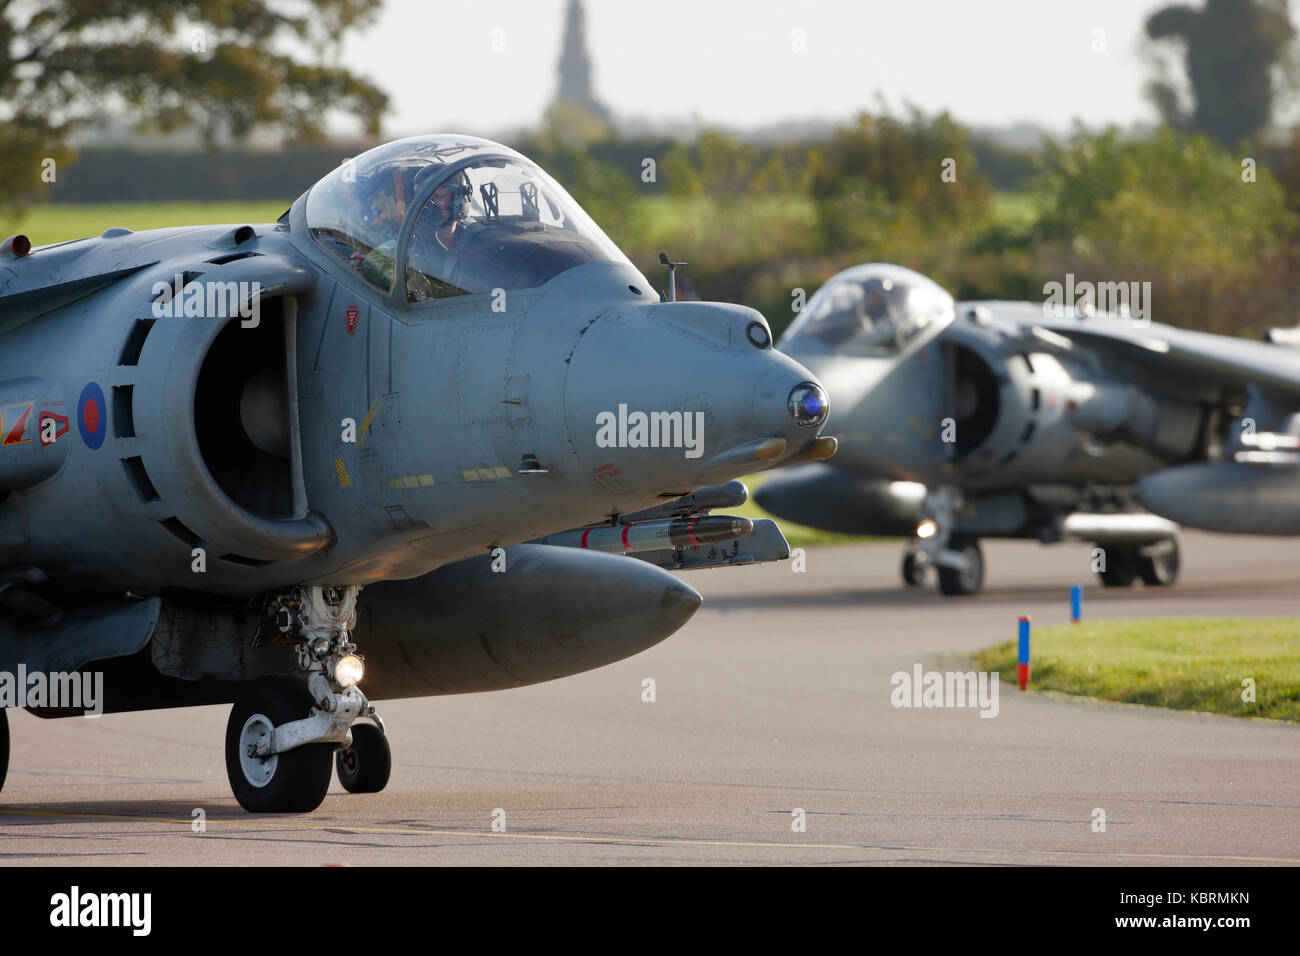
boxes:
[0,236,161,335]
[1038,320,1300,400]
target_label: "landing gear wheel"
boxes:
[0,708,8,793]
[1138,540,1180,586]
[225,676,333,813]
[336,722,391,794]
[937,535,984,596]
[1097,546,1138,587]
[901,550,927,587]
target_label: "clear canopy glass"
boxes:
[305,135,641,299]
[783,263,955,354]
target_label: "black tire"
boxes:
[225,676,333,813]
[1097,546,1138,587]
[937,536,984,596]
[0,709,9,793]
[1138,541,1180,586]
[336,722,392,794]
[901,550,925,587]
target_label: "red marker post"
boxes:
[1017,616,1031,690]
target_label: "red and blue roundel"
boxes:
[77,382,106,450]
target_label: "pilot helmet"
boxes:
[860,276,897,322]
[415,164,473,224]
[357,173,400,235]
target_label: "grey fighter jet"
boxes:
[0,135,831,811]
[756,262,1284,596]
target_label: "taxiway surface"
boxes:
[2,531,1297,865]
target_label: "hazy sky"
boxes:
[338,0,1187,138]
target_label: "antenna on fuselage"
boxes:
[658,252,688,303]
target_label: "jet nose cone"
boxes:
[788,381,829,429]
[562,303,833,494]
[661,579,703,628]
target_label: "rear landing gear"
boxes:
[1097,546,1138,587]
[1138,540,1180,586]
[224,585,390,813]
[1095,540,1180,588]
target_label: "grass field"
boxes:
[5,191,1042,250]
[974,617,1300,721]
[2,200,293,246]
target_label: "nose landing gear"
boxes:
[903,486,985,596]
[224,586,389,813]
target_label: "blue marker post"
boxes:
[1070,585,1082,624]
[1017,616,1031,691]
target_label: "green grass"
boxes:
[990,190,1041,230]
[1,200,293,246]
[974,617,1300,721]
[733,472,876,550]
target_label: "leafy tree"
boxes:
[659,130,824,204]
[0,0,389,213]
[1033,126,1296,333]
[1145,0,1295,146]
[809,108,992,254]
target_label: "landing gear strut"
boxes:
[224,585,389,813]
[909,486,985,596]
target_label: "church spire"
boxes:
[553,0,611,123]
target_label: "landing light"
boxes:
[335,654,365,687]
[916,519,938,539]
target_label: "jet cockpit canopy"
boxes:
[305,135,646,300]
[782,263,955,354]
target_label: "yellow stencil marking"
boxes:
[355,398,382,446]
[335,458,351,488]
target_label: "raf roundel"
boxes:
[77,382,107,450]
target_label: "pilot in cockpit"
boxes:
[860,276,893,327]
[358,174,401,247]
[814,275,898,346]
[402,167,477,301]
[414,165,473,251]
